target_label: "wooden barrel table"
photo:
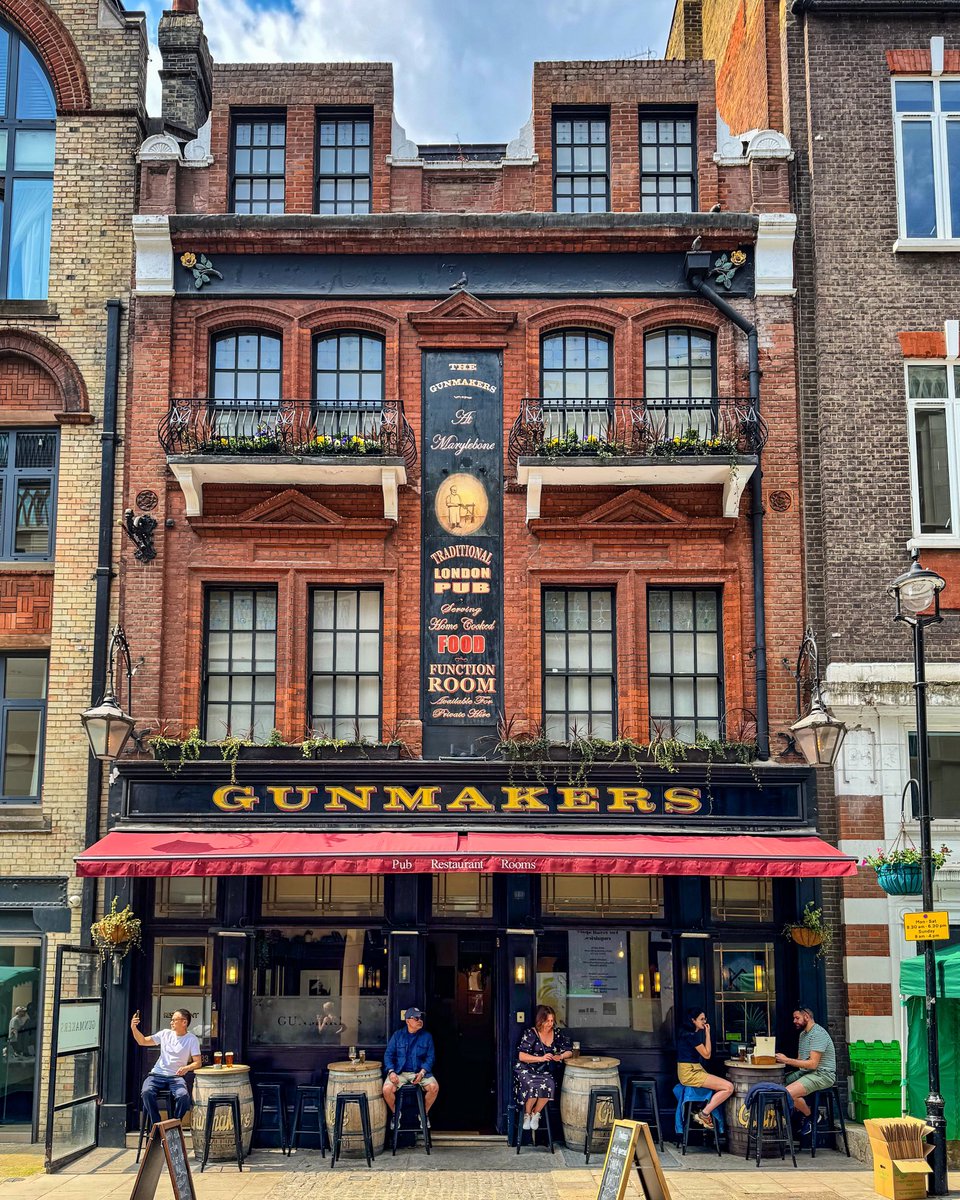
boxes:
[192,1065,254,1162]
[560,1055,621,1152]
[325,1060,386,1155]
[724,1060,786,1156]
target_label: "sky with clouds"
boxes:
[139,0,677,144]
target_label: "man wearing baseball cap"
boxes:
[382,1007,439,1122]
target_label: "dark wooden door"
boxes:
[425,931,497,1132]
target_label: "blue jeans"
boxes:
[141,1072,192,1125]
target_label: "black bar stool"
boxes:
[680,1098,722,1157]
[583,1086,622,1163]
[511,1101,555,1153]
[290,1084,327,1156]
[626,1078,663,1151]
[391,1082,431,1156]
[135,1086,172,1163]
[331,1092,374,1167]
[199,1094,244,1172]
[809,1085,850,1158]
[253,1081,289,1154]
[745,1089,796,1168]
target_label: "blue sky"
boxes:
[139,0,677,144]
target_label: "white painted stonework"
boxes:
[755,213,797,296]
[132,214,174,296]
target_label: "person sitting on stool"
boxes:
[131,1008,202,1127]
[676,1008,733,1130]
[775,1005,837,1135]
[382,1007,439,1124]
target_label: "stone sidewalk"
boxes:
[0,1138,903,1200]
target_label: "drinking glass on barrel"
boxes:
[225,1050,234,1067]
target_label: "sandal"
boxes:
[693,1111,714,1129]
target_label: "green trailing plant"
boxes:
[218,733,253,784]
[647,728,687,773]
[533,428,620,458]
[862,844,950,871]
[265,728,287,747]
[149,726,205,777]
[783,901,833,959]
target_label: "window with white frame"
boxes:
[907,362,960,536]
[893,76,960,240]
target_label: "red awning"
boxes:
[75,830,856,878]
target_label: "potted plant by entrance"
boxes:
[862,843,950,896]
[783,901,833,959]
[91,897,142,983]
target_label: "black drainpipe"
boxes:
[686,259,770,760]
[80,298,123,942]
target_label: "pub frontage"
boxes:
[77,759,854,1137]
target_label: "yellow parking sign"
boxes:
[904,911,950,942]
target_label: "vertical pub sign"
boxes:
[421,351,503,758]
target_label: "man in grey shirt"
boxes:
[775,1005,837,1131]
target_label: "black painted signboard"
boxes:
[420,351,503,758]
[596,1120,643,1200]
[129,1119,196,1200]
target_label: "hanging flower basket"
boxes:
[782,901,832,959]
[90,897,142,966]
[862,825,950,897]
[875,862,925,896]
[789,927,825,949]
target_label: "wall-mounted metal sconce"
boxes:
[686,957,701,985]
[514,956,527,985]
[80,625,147,760]
[398,955,411,984]
[783,626,848,767]
[225,957,239,986]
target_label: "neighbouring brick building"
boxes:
[0,0,146,1156]
[78,0,858,1148]
[669,0,960,1061]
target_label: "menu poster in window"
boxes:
[536,972,567,1024]
[569,930,629,1026]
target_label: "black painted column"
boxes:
[99,878,135,1147]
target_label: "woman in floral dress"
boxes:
[514,1005,574,1131]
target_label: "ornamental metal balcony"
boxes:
[158,399,417,520]
[508,397,767,521]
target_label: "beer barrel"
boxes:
[724,1060,786,1156]
[191,1065,254,1161]
[325,1060,386,1155]
[560,1056,621,1151]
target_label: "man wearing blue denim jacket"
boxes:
[382,1007,440,1120]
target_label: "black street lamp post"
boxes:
[890,552,948,1197]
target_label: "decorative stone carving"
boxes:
[745,129,794,161]
[755,213,797,296]
[132,214,174,295]
[137,134,182,163]
[391,116,419,161]
[183,114,213,165]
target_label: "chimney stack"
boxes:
[158,1,212,141]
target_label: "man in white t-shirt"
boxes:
[131,1008,202,1126]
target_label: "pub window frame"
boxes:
[312,329,385,440]
[639,105,697,213]
[647,587,724,741]
[209,329,283,404]
[542,587,617,742]
[262,876,385,917]
[431,873,494,920]
[308,586,383,741]
[553,107,610,213]
[229,110,287,215]
[540,328,613,444]
[0,430,58,561]
[905,360,960,541]
[892,75,960,242]
[201,585,278,743]
[0,653,46,803]
[314,108,373,214]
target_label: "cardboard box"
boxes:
[865,1117,934,1200]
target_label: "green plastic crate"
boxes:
[852,1093,902,1121]
[848,1039,901,1065]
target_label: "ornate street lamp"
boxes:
[891,551,947,1196]
[80,625,139,761]
[789,628,848,768]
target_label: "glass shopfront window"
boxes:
[710,879,773,923]
[151,937,212,1041]
[542,874,664,918]
[536,929,672,1049]
[154,877,217,918]
[251,927,387,1046]
[262,875,383,917]
[432,873,492,918]
[0,939,39,1127]
[713,942,776,1049]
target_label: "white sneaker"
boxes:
[522,1114,532,1130]
[530,1113,541,1131]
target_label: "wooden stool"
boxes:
[745,1089,796,1168]
[680,1099,722,1158]
[512,1100,555,1153]
[135,1085,172,1164]
[331,1091,374,1167]
[391,1082,431,1156]
[253,1082,288,1155]
[290,1084,327,1156]
[626,1078,663,1150]
[584,1086,622,1163]
[810,1085,850,1158]
[200,1094,244,1173]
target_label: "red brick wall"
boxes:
[0,357,60,414]
[0,572,53,639]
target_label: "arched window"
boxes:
[643,327,716,441]
[0,24,55,300]
[314,332,384,439]
[209,330,282,439]
[540,329,612,445]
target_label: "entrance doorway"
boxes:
[425,931,497,1132]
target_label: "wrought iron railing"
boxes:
[158,398,418,472]
[507,397,767,468]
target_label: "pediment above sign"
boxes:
[236,488,345,526]
[408,290,517,337]
[531,487,735,538]
[189,487,394,540]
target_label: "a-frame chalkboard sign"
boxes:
[595,1120,671,1200]
[129,1118,196,1200]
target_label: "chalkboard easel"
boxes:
[595,1119,671,1200]
[129,1118,196,1200]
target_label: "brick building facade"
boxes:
[78,0,858,1146]
[0,0,145,1153]
[669,0,960,1054]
